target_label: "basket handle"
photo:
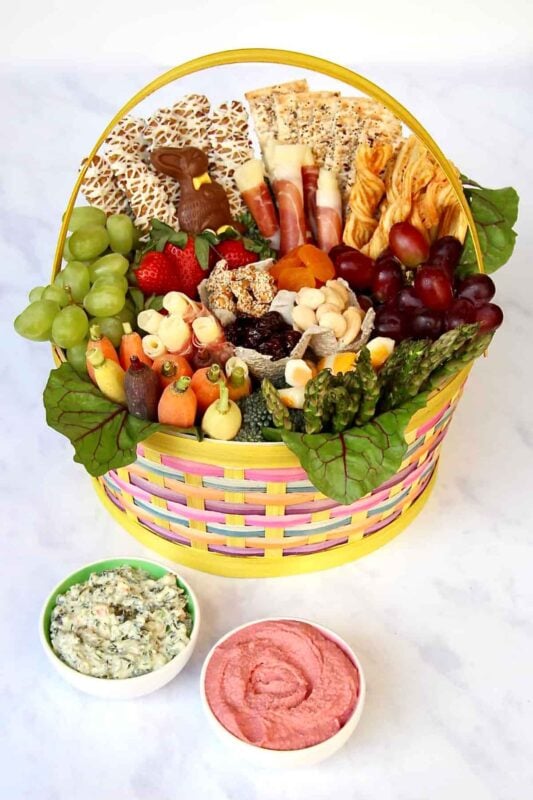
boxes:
[52,48,484,277]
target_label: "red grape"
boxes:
[357,295,374,312]
[429,236,463,270]
[443,298,475,331]
[389,222,429,267]
[409,309,443,340]
[374,306,408,341]
[376,248,394,264]
[334,248,375,291]
[475,303,503,333]
[371,258,404,303]
[329,244,353,263]
[457,274,496,307]
[397,286,425,315]
[414,266,454,311]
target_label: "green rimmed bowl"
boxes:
[39,557,200,699]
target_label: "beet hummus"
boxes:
[204,620,360,751]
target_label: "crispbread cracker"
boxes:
[80,154,130,216]
[300,93,340,165]
[209,100,254,216]
[245,79,308,147]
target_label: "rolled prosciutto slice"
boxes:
[234,159,280,249]
[316,168,342,252]
[270,144,307,255]
[301,146,319,241]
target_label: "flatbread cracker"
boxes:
[245,79,308,147]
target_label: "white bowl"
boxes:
[40,556,200,699]
[200,617,365,767]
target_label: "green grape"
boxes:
[63,236,74,261]
[116,300,136,326]
[66,339,89,375]
[42,284,70,307]
[54,272,65,288]
[52,305,89,348]
[84,286,125,317]
[28,286,45,302]
[14,300,59,341]
[88,253,129,282]
[92,274,128,293]
[106,214,134,254]
[69,224,109,261]
[68,206,107,232]
[93,316,124,347]
[60,261,91,302]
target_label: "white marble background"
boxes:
[1,60,532,800]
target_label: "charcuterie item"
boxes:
[234,159,280,246]
[316,169,343,252]
[270,144,307,255]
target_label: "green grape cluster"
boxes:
[14,206,140,372]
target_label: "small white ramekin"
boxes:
[200,617,365,767]
[40,556,200,699]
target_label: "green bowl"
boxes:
[40,556,200,699]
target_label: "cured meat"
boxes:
[234,159,280,248]
[301,146,319,241]
[316,168,343,252]
[270,145,307,255]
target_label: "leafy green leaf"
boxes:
[128,287,145,314]
[194,235,211,269]
[458,175,519,276]
[235,211,277,260]
[43,363,159,477]
[139,219,187,255]
[281,393,428,505]
[144,294,165,311]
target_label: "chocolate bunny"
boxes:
[151,146,233,233]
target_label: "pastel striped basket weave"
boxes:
[92,365,469,577]
[52,50,484,577]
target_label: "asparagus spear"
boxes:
[379,338,431,411]
[354,347,380,425]
[303,369,335,434]
[261,379,292,431]
[403,323,479,399]
[425,331,493,390]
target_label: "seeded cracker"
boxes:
[245,79,308,151]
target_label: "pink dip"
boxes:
[204,620,360,751]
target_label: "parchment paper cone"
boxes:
[200,269,375,381]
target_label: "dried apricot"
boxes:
[270,254,304,281]
[277,265,316,292]
[298,244,335,282]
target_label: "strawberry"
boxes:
[213,239,258,269]
[164,239,208,298]
[135,251,180,295]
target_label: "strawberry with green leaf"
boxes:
[134,220,213,299]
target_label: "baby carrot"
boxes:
[158,376,197,428]
[119,322,152,370]
[86,324,120,384]
[191,363,226,414]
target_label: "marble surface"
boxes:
[1,61,532,799]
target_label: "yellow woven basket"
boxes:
[52,49,483,578]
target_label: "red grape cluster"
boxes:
[329,222,503,342]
